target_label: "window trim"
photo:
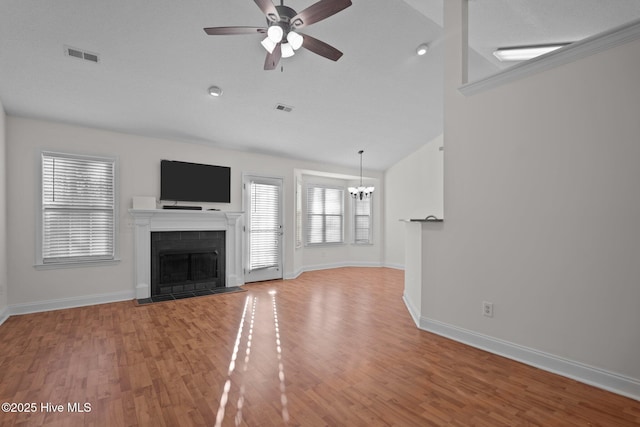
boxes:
[305,184,345,246]
[295,177,302,249]
[35,150,120,269]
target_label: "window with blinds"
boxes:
[353,196,372,244]
[249,181,280,271]
[306,185,344,245]
[41,152,116,264]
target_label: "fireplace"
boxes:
[151,231,225,296]
[129,209,244,300]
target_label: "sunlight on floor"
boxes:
[271,289,290,423]
[215,290,289,425]
[215,295,252,427]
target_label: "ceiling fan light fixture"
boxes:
[203,0,353,70]
[261,36,277,54]
[267,25,284,43]
[287,31,304,50]
[416,43,429,56]
[281,42,295,58]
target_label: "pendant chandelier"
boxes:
[348,150,375,200]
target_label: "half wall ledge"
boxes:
[399,217,444,327]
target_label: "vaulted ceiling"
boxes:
[1,0,639,170]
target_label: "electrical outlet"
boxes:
[482,301,494,317]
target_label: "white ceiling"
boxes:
[1,0,639,171]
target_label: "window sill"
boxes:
[304,242,346,248]
[34,258,121,270]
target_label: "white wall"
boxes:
[419,0,640,395]
[384,136,443,268]
[6,117,383,309]
[0,99,7,318]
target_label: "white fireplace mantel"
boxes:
[129,209,244,299]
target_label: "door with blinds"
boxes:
[243,175,283,282]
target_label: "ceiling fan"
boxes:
[204,0,352,70]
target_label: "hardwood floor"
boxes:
[0,267,638,426]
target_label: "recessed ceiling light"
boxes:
[493,43,570,62]
[416,43,429,56]
[208,86,223,97]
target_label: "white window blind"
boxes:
[42,153,115,263]
[249,181,280,271]
[306,186,344,245]
[353,196,372,244]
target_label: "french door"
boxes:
[243,175,283,282]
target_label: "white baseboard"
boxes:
[0,306,9,326]
[402,294,420,328]
[384,263,404,270]
[302,261,383,273]
[284,268,304,280]
[285,262,386,281]
[419,316,640,402]
[8,290,136,316]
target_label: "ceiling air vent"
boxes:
[67,47,83,59]
[275,103,293,113]
[83,52,99,63]
[64,45,100,63]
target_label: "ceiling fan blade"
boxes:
[300,33,343,61]
[253,0,280,22]
[204,26,267,35]
[291,0,352,29]
[264,43,282,70]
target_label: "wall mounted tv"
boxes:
[160,160,231,203]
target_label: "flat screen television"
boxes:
[160,160,231,203]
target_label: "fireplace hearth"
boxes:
[151,231,225,296]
